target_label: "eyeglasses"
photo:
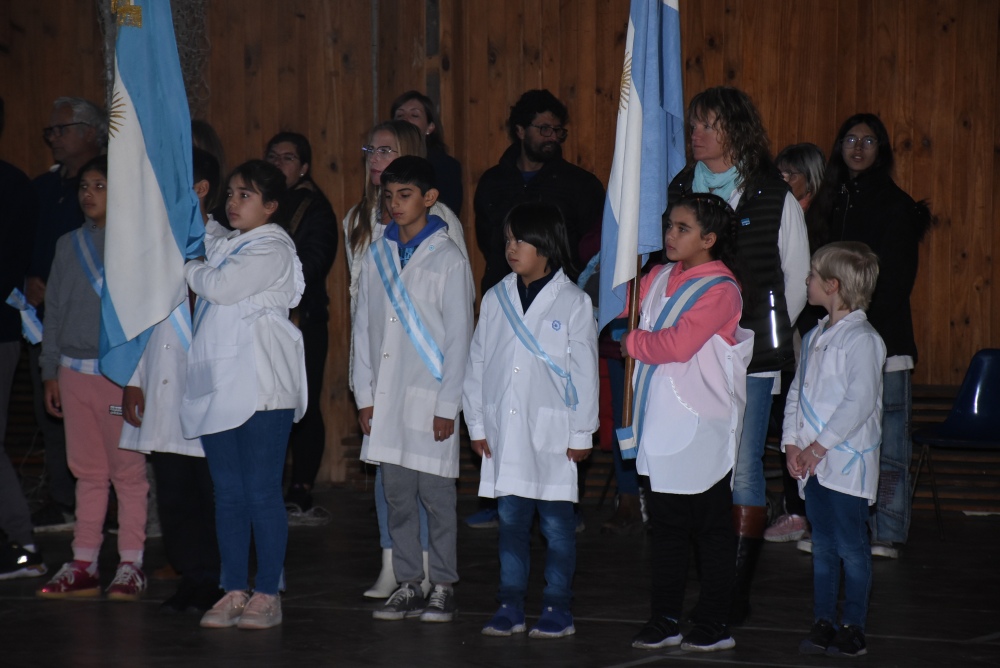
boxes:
[529,124,568,141]
[362,145,398,159]
[266,151,300,165]
[42,122,87,141]
[842,135,878,150]
[779,170,801,181]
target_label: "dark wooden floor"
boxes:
[2,486,999,668]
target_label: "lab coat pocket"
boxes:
[641,374,699,456]
[403,385,438,434]
[185,343,240,399]
[406,267,444,308]
[531,407,569,453]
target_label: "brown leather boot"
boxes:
[730,505,767,626]
[601,493,643,534]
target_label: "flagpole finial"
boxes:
[112,0,142,28]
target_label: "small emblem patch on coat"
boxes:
[552,320,561,331]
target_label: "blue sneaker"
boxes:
[528,606,575,638]
[481,604,526,636]
[465,507,499,528]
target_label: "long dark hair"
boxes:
[502,201,577,282]
[665,192,747,290]
[228,159,289,229]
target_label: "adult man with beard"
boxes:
[474,89,605,294]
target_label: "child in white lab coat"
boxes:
[463,201,599,639]
[784,241,885,658]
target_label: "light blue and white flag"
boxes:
[100,0,203,385]
[597,0,685,330]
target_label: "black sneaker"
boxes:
[373,583,425,621]
[826,624,867,657]
[419,584,456,623]
[680,621,736,652]
[632,615,682,649]
[799,619,837,655]
[0,542,47,580]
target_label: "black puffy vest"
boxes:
[669,169,795,373]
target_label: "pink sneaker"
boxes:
[106,562,147,601]
[37,563,101,599]
[763,514,808,542]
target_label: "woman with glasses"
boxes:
[263,132,338,516]
[343,119,468,599]
[390,90,464,216]
[807,113,934,561]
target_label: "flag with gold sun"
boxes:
[100,0,203,385]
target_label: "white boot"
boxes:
[420,551,431,598]
[363,549,397,599]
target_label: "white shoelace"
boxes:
[427,587,449,609]
[387,586,416,606]
[110,565,141,588]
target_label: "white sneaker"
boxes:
[764,514,808,542]
[871,541,899,559]
[200,590,249,628]
[237,592,282,629]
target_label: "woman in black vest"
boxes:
[667,87,810,626]
[807,114,933,560]
[264,132,339,515]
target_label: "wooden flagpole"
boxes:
[620,254,643,428]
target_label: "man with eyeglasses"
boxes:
[474,89,605,295]
[25,97,108,533]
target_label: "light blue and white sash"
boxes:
[493,283,578,409]
[617,275,736,460]
[798,328,879,489]
[167,302,193,351]
[371,237,444,382]
[59,355,100,375]
[71,227,104,297]
[5,288,43,344]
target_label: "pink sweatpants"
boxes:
[59,367,148,563]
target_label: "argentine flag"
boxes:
[100,0,203,385]
[597,0,686,330]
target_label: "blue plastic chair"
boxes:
[911,349,1000,538]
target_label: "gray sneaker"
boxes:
[200,590,249,628]
[373,583,425,621]
[237,592,282,629]
[420,584,456,623]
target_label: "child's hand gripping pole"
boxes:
[615,261,643,461]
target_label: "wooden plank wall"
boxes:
[1,1,998,483]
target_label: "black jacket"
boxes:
[286,182,338,326]
[826,169,930,360]
[473,143,605,293]
[0,160,37,342]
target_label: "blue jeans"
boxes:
[805,477,872,630]
[733,375,774,507]
[375,466,428,550]
[497,495,576,611]
[202,409,293,595]
[870,370,911,544]
[606,357,639,495]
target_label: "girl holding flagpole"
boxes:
[37,155,150,601]
[182,160,306,630]
[625,193,754,653]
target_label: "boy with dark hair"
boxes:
[353,155,474,623]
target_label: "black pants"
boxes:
[289,320,328,488]
[150,451,219,585]
[645,472,735,624]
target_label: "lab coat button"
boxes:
[383,353,390,359]
[510,409,517,415]
[162,379,169,385]
[390,316,397,322]
[513,367,520,373]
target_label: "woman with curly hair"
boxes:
[666,86,810,627]
[807,113,934,561]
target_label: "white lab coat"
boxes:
[463,271,599,502]
[353,226,474,478]
[782,311,886,504]
[119,315,203,456]
[181,220,307,438]
[635,267,755,494]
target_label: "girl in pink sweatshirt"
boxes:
[624,193,754,653]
